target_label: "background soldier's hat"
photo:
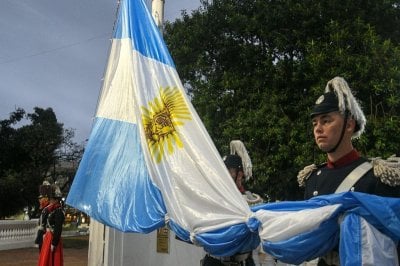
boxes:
[49,184,63,199]
[223,140,253,181]
[310,77,366,138]
[38,181,52,198]
[224,154,243,170]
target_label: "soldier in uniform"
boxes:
[35,181,52,251]
[38,184,65,266]
[297,77,400,265]
[202,140,263,266]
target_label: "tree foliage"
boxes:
[53,128,85,200]
[0,107,64,218]
[164,0,400,200]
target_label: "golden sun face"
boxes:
[142,87,191,163]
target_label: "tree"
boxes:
[164,0,400,200]
[0,107,64,218]
[52,128,85,198]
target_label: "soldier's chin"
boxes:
[318,144,332,153]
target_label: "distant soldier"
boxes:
[202,140,263,266]
[224,140,263,207]
[35,181,51,252]
[38,184,65,266]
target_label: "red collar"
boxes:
[327,149,360,168]
[45,202,62,213]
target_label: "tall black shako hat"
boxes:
[310,77,366,138]
[50,184,63,199]
[224,154,243,170]
[39,181,62,199]
[38,181,52,199]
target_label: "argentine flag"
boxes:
[66,0,257,255]
[66,0,400,263]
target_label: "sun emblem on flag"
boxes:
[142,87,192,163]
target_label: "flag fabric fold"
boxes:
[340,214,399,265]
[66,0,252,239]
[66,0,400,264]
[253,192,400,265]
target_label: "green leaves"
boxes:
[0,108,64,218]
[165,0,400,201]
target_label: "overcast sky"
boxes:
[0,0,201,143]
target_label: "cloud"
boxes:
[0,0,200,143]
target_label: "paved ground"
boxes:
[0,236,88,266]
[0,247,88,266]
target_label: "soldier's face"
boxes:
[312,111,345,152]
[228,168,236,179]
[228,168,243,189]
[38,197,49,209]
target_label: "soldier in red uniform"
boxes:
[297,77,400,265]
[38,184,65,266]
[35,181,51,252]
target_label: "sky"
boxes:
[0,0,201,144]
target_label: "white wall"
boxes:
[89,220,205,266]
[105,227,204,266]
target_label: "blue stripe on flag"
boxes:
[66,117,166,233]
[255,193,400,264]
[196,223,261,257]
[262,213,339,264]
[114,0,175,67]
[340,213,362,265]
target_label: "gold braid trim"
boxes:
[371,155,400,187]
[297,164,317,187]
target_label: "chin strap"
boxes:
[327,112,349,154]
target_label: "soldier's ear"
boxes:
[346,118,356,132]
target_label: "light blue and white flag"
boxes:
[253,192,400,265]
[66,0,257,255]
[66,0,400,263]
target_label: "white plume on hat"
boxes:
[230,140,252,180]
[325,77,367,138]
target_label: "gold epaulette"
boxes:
[297,164,318,187]
[243,191,264,206]
[371,155,400,187]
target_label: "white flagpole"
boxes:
[151,0,165,33]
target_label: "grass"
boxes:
[62,235,89,249]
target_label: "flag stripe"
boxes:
[114,0,174,67]
[67,117,166,232]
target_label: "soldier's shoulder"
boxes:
[297,163,326,187]
[243,191,264,206]
[370,155,400,187]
